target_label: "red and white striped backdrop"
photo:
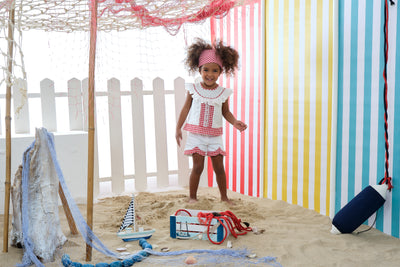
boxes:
[209,0,263,197]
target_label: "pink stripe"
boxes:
[248,3,255,196]
[226,10,232,191]
[240,5,246,195]
[209,19,216,187]
[232,7,238,193]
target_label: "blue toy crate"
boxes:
[170,209,227,242]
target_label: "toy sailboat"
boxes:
[117,194,155,242]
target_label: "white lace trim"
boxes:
[185,83,232,105]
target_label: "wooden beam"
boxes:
[86,0,98,262]
[59,184,78,235]
[3,3,15,253]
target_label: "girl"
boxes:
[175,38,247,204]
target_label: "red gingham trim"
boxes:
[207,148,226,156]
[193,84,226,99]
[184,147,226,157]
[183,124,223,136]
[184,147,206,156]
[199,103,214,128]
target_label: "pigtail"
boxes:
[185,38,212,74]
[214,40,239,76]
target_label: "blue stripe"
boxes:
[375,0,386,232]
[347,0,359,200]
[362,1,372,190]
[391,1,400,238]
[335,0,345,213]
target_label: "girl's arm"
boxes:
[175,93,193,146]
[222,98,247,132]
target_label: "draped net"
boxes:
[0,0,255,33]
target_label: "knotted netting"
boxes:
[0,0,256,32]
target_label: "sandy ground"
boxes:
[1,187,400,267]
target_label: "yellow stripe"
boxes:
[292,0,300,205]
[314,0,323,213]
[263,0,269,198]
[303,0,311,208]
[326,0,333,216]
[272,0,280,200]
[282,0,289,202]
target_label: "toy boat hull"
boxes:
[117,229,155,242]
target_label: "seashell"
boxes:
[227,241,232,248]
[184,255,197,264]
[161,247,170,252]
[116,247,127,252]
[247,253,257,258]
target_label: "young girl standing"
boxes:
[175,38,247,204]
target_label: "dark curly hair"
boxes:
[184,38,239,76]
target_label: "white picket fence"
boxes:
[0,77,209,198]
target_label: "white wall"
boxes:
[0,131,88,214]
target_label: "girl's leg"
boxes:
[210,154,232,203]
[189,153,205,202]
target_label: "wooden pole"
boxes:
[86,0,98,261]
[59,184,78,235]
[3,4,15,253]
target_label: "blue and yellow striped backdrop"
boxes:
[337,0,400,238]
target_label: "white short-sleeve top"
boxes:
[183,83,232,136]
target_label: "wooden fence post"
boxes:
[174,77,189,187]
[131,78,147,191]
[108,78,124,194]
[153,78,169,188]
[40,78,57,132]
[68,78,84,131]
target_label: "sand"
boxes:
[1,187,400,267]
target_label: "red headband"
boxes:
[198,49,223,69]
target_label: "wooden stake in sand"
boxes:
[2,3,15,253]
[86,0,98,262]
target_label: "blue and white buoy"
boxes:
[331,184,387,234]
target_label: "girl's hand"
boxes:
[176,129,183,146]
[234,120,247,132]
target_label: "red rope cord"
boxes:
[197,211,252,245]
[381,0,393,191]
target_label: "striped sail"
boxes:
[118,195,135,232]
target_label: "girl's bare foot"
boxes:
[188,198,198,203]
[221,198,235,206]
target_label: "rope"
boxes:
[197,210,252,245]
[62,238,153,267]
[380,0,394,191]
